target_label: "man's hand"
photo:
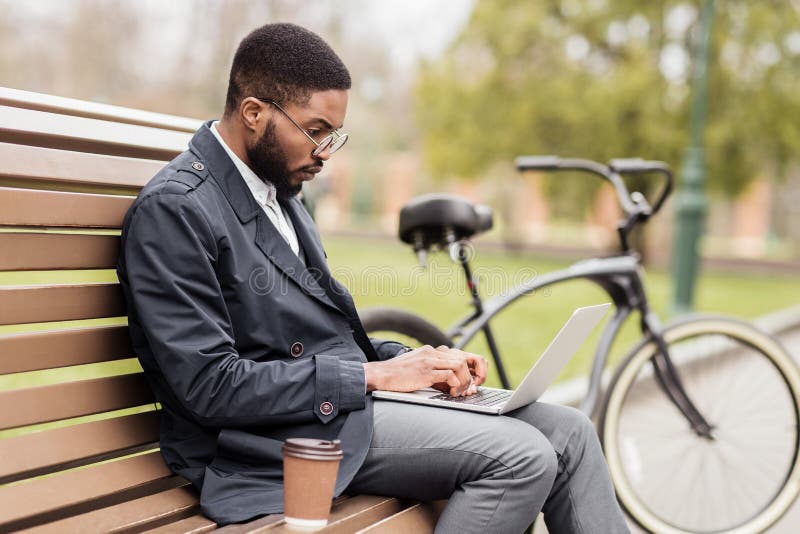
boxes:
[363,345,489,397]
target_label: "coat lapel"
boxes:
[283,197,380,363]
[189,122,342,314]
[281,197,353,303]
[253,213,342,313]
[281,197,329,274]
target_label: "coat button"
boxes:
[290,342,304,357]
[191,161,205,171]
[320,401,333,415]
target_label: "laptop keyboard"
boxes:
[430,388,513,406]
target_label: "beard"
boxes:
[245,120,303,199]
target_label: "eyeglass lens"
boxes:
[312,133,348,156]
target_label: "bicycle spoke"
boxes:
[722,440,787,496]
[682,446,710,529]
[720,448,771,524]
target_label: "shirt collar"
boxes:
[210,121,277,206]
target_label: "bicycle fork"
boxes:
[642,312,716,440]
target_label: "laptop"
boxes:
[371,303,610,414]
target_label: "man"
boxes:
[118,23,629,533]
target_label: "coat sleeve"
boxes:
[120,191,365,427]
[368,338,412,361]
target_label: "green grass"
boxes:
[321,234,800,388]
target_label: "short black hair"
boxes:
[224,23,351,116]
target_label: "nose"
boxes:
[313,145,332,161]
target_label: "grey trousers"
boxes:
[345,399,630,534]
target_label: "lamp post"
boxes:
[671,0,715,313]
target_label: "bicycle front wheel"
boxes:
[600,315,800,534]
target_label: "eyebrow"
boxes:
[309,117,341,131]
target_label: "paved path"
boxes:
[534,318,800,533]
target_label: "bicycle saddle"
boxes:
[398,193,493,249]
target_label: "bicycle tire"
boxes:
[599,315,800,534]
[360,307,452,348]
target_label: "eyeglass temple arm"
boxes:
[263,99,322,147]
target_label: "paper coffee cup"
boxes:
[283,438,344,527]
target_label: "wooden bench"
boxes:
[0,87,442,533]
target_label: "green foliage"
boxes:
[415,0,800,208]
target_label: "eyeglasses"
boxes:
[254,97,348,157]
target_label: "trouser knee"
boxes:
[506,429,559,488]
[560,406,599,456]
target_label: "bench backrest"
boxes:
[0,87,202,531]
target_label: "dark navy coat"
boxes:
[117,122,407,525]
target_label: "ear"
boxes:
[239,97,266,133]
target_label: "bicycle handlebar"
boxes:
[608,158,673,214]
[514,156,673,219]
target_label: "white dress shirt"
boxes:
[210,121,300,256]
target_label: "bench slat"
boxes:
[315,496,408,534]
[0,411,159,484]
[0,186,133,228]
[0,87,201,133]
[0,283,125,326]
[211,496,349,533]
[215,496,407,534]
[141,514,217,534]
[356,503,438,534]
[0,451,178,531]
[0,105,191,160]
[0,373,154,430]
[206,513,283,534]
[0,325,132,374]
[0,233,120,271]
[24,485,199,534]
[0,142,162,191]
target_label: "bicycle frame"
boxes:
[446,250,715,436]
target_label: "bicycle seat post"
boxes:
[452,241,481,312]
[412,230,428,268]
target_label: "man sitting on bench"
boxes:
[117,22,629,533]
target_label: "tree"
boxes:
[415,0,800,214]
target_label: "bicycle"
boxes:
[360,156,800,534]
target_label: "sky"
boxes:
[344,0,476,69]
[1,0,476,81]
[70,0,475,73]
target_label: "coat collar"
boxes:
[208,120,278,208]
[189,121,342,314]
[189,121,260,225]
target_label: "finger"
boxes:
[421,349,472,394]
[435,364,471,396]
[441,348,489,386]
[431,382,450,394]
[430,369,463,396]
[464,376,478,396]
[470,355,488,386]
[430,356,472,394]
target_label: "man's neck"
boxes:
[216,119,252,167]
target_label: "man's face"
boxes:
[246,89,348,199]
